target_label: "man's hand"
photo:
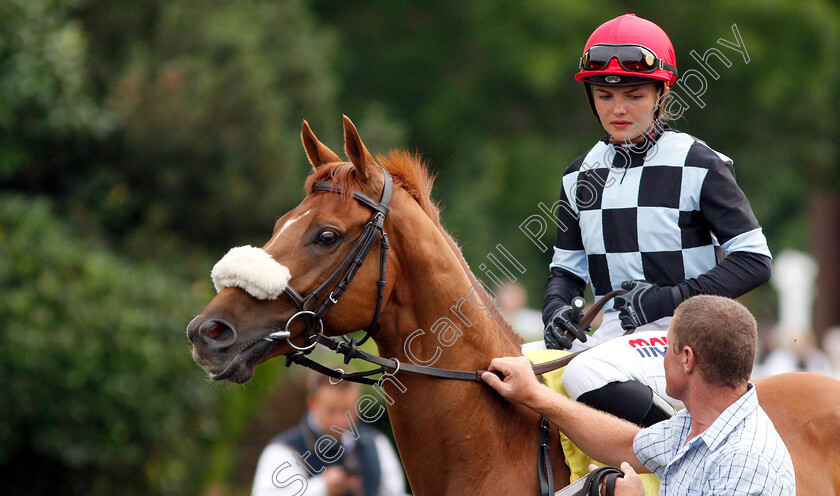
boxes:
[613,281,679,330]
[481,356,544,409]
[544,305,588,349]
[587,462,644,496]
[323,466,361,496]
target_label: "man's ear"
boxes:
[682,345,696,373]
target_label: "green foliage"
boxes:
[0,0,115,184]
[1,0,839,493]
[93,0,346,254]
[0,0,114,133]
[0,194,218,495]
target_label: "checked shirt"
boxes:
[633,384,795,495]
[550,124,771,300]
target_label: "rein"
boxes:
[279,288,629,387]
[246,170,629,496]
[275,287,629,496]
[239,162,627,383]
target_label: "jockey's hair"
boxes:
[671,295,757,388]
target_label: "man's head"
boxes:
[666,295,757,392]
[306,372,361,432]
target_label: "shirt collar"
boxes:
[694,383,758,451]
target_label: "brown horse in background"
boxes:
[187,116,840,495]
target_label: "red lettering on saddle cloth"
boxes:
[628,336,668,358]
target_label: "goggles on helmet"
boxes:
[580,43,677,76]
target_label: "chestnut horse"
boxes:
[187,116,840,495]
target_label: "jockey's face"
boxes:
[592,82,660,143]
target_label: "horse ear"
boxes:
[301,120,341,169]
[343,115,375,180]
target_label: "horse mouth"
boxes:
[210,338,278,383]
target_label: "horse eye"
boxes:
[317,229,340,246]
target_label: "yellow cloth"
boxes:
[523,349,661,496]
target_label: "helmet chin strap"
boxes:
[653,81,666,120]
[584,82,598,120]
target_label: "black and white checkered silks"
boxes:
[551,128,771,301]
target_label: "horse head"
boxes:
[187,116,400,383]
[186,116,578,494]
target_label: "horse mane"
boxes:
[305,151,524,348]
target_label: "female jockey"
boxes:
[536,14,772,426]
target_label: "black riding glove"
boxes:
[544,305,588,350]
[613,280,680,330]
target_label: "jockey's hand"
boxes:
[613,281,679,330]
[544,305,589,350]
[482,356,543,408]
[588,462,644,496]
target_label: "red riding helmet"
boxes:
[576,14,678,86]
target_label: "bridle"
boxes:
[211,164,628,496]
[262,165,394,353]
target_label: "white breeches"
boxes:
[522,312,684,410]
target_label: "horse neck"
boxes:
[370,198,548,493]
[373,198,520,368]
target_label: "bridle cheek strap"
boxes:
[280,166,393,349]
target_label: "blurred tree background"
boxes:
[1,0,838,494]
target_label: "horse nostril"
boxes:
[198,319,237,349]
[205,324,224,339]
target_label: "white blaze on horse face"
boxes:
[266,209,312,251]
[211,245,292,300]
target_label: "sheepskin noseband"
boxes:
[211,245,291,300]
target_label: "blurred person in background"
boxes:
[252,372,408,496]
[823,327,840,379]
[497,282,545,341]
[757,327,831,377]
